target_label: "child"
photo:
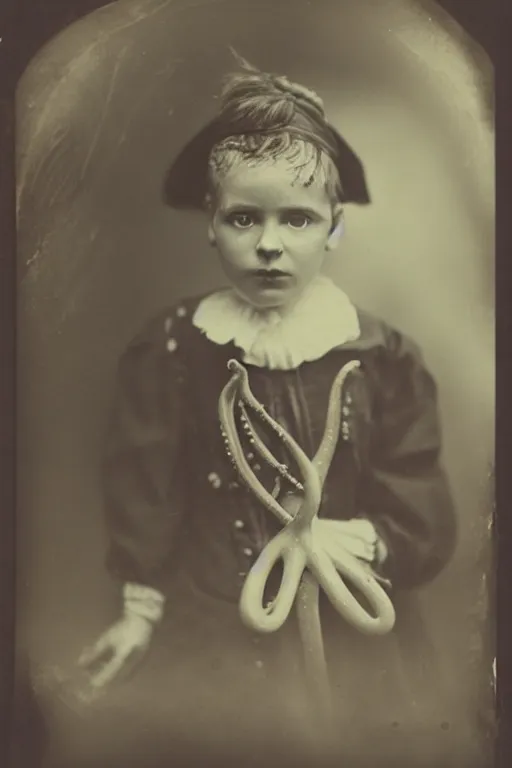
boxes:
[79,59,457,767]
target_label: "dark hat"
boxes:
[163,67,371,210]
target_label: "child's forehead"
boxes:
[216,157,331,208]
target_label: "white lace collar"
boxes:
[192,275,361,370]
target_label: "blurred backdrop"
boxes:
[15,0,494,763]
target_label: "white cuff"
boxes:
[123,583,166,624]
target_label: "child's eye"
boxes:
[285,213,312,229]
[229,213,255,229]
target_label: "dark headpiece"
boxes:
[163,56,371,209]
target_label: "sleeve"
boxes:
[361,328,457,590]
[102,318,189,591]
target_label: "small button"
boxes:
[247,452,255,460]
[253,464,261,472]
[164,317,173,333]
[176,306,187,318]
[243,547,253,557]
[208,472,222,489]
[234,519,244,529]
[166,338,178,353]
[342,406,350,416]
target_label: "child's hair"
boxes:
[162,53,371,211]
[207,54,344,206]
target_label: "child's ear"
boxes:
[326,205,344,251]
[205,194,217,246]
[208,221,217,247]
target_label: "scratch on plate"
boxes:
[26,249,41,268]
[20,0,209,149]
[80,48,128,180]
[16,0,208,206]
[18,127,67,207]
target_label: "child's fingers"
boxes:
[338,540,375,562]
[322,533,376,563]
[89,649,131,689]
[108,646,147,686]
[316,520,378,559]
[78,635,112,668]
[319,518,377,543]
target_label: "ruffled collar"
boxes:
[192,275,361,370]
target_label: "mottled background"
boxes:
[15,0,494,764]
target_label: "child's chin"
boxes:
[232,281,303,312]
[249,292,293,310]
[242,284,299,310]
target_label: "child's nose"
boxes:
[257,246,284,263]
[256,225,284,262]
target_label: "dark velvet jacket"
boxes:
[97,293,460,764]
[103,294,456,597]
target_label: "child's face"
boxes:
[209,156,342,310]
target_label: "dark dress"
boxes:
[74,294,462,768]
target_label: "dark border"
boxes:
[0,4,112,766]
[495,1,511,765]
[0,1,503,767]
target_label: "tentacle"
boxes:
[295,575,333,722]
[311,360,360,485]
[218,369,291,525]
[239,534,307,632]
[228,360,321,526]
[239,402,305,494]
[220,359,396,638]
[305,542,395,635]
[230,358,361,527]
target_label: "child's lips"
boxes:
[250,269,293,283]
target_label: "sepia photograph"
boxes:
[11,0,494,766]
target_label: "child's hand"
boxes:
[78,614,153,690]
[313,517,380,563]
